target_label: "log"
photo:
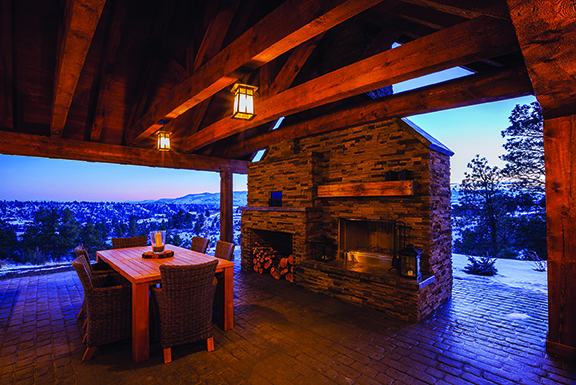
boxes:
[285,273,293,283]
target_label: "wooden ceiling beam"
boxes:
[125,0,177,142]
[193,0,240,73]
[222,68,533,158]
[267,33,325,97]
[507,0,576,119]
[0,0,13,130]
[183,16,519,152]
[0,131,248,174]
[89,0,129,142]
[125,0,385,145]
[50,0,107,138]
[398,0,509,20]
[165,0,241,144]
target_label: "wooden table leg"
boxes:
[223,266,234,330]
[132,282,150,362]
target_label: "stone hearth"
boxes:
[240,118,453,322]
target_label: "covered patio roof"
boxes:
[1,0,576,358]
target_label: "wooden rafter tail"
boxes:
[125,0,385,146]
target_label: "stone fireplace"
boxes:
[240,118,453,322]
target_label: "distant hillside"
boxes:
[136,191,247,207]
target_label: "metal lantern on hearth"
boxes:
[311,235,336,262]
[398,244,423,280]
[231,83,257,120]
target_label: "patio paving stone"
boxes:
[0,255,575,384]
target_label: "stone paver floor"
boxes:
[0,257,575,385]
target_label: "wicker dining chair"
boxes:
[112,235,148,249]
[74,244,122,320]
[73,256,132,361]
[151,260,218,363]
[214,240,235,261]
[190,236,209,253]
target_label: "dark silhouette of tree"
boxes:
[500,102,546,258]
[501,102,545,194]
[79,218,108,259]
[0,219,19,262]
[453,156,514,258]
[53,208,80,261]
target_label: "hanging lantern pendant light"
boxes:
[231,84,258,120]
[157,130,171,151]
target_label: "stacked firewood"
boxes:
[252,243,294,283]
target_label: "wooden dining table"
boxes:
[96,244,234,363]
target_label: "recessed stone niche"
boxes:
[240,118,453,322]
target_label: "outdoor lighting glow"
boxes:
[231,84,257,120]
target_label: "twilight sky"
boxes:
[0,68,537,202]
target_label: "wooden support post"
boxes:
[220,171,233,243]
[544,115,576,359]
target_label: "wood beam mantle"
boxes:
[125,0,384,145]
[222,68,532,158]
[51,0,107,138]
[184,16,520,153]
[0,132,248,174]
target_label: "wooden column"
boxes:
[544,116,576,358]
[507,0,576,358]
[220,171,233,242]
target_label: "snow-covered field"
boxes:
[452,253,547,294]
[1,252,549,296]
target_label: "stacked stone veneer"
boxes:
[241,118,452,321]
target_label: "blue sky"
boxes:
[0,68,538,202]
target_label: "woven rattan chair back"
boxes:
[215,240,235,261]
[152,260,218,363]
[73,256,132,361]
[112,235,147,249]
[191,236,209,253]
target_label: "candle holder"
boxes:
[150,230,166,253]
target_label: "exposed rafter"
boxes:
[221,68,533,158]
[51,0,107,138]
[182,16,519,153]
[125,0,385,145]
[89,0,129,142]
[0,131,248,174]
[399,0,510,20]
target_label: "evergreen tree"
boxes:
[500,102,546,258]
[53,208,81,261]
[128,215,139,236]
[21,207,59,261]
[453,156,514,258]
[500,102,545,194]
[0,219,19,262]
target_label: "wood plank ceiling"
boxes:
[0,0,533,174]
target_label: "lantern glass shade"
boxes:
[398,245,423,280]
[232,84,257,120]
[157,131,171,151]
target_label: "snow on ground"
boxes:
[452,253,548,294]
[0,252,549,296]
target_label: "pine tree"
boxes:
[453,156,515,258]
[0,219,19,262]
